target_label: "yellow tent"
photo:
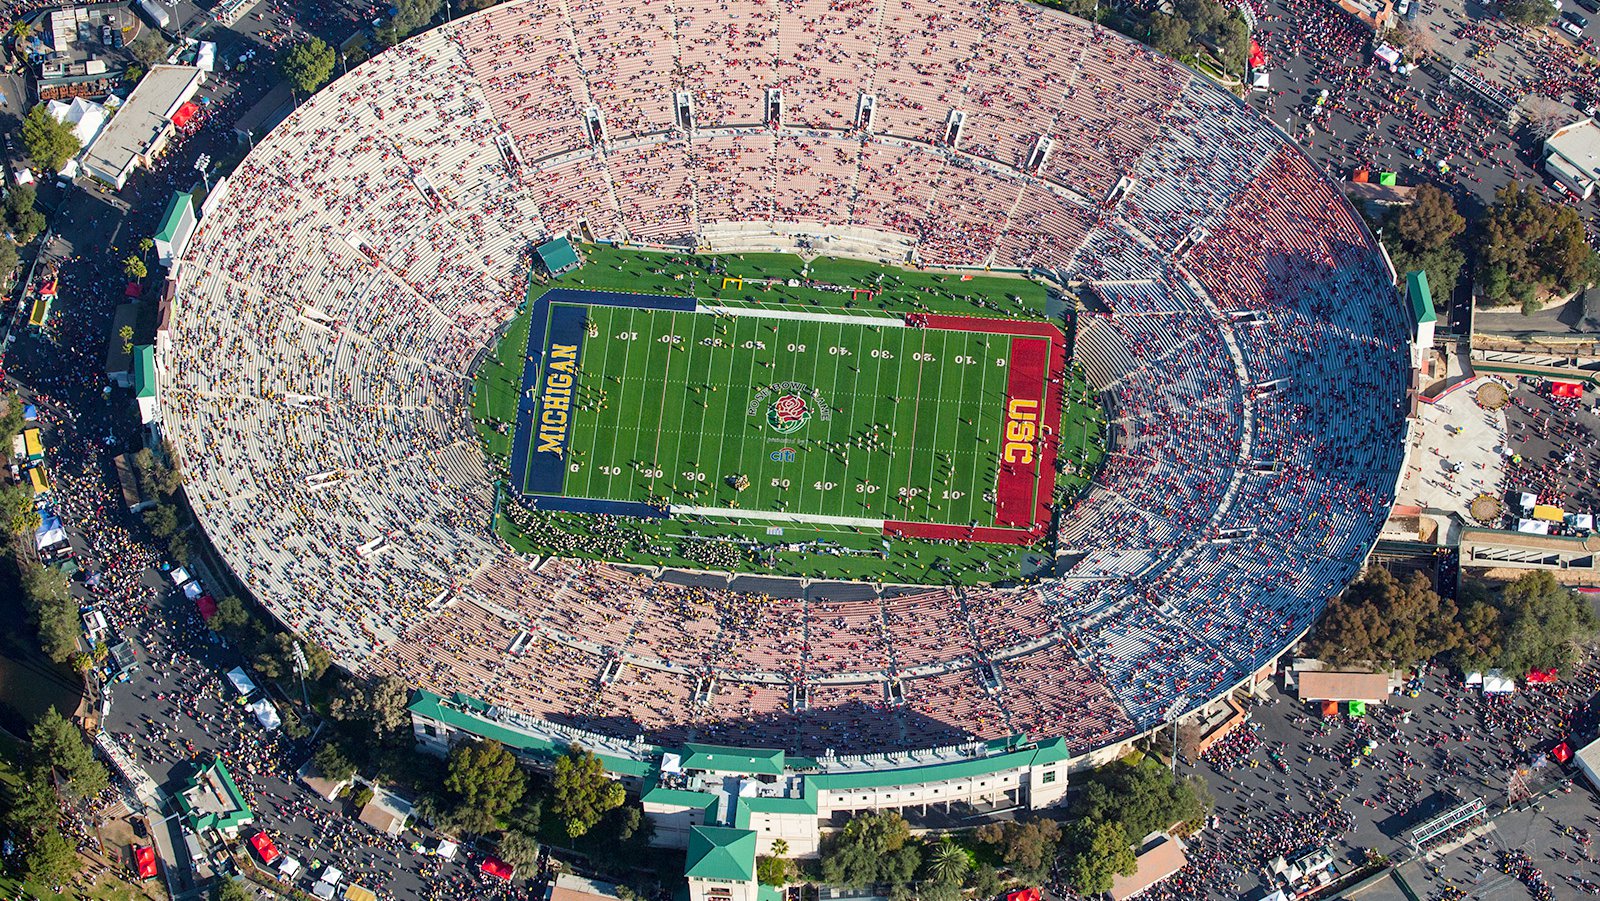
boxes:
[21,428,43,461]
[1533,504,1565,522]
[28,466,50,496]
[344,886,377,901]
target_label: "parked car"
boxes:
[1576,0,1598,15]
[1560,17,1585,35]
[1565,9,1590,25]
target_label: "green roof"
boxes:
[809,737,1068,791]
[154,191,193,244]
[641,785,721,813]
[133,345,156,398]
[678,743,785,776]
[408,690,652,777]
[176,758,254,833]
[684,826,757,883]
[1407,270,1437,325]
[536,236,580,273]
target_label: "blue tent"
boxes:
[23,404,37,420]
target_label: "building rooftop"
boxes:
[684,826,757,883]
[1548,118,1600,179]
[1406,270,1436,326]
[155,191,194,243]
[80,65,203,182]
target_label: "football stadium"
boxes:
[157,0,1415,806]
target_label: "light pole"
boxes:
[1164,696,1190,777]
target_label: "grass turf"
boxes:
[472,245,1102,585]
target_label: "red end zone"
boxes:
[885,313,1064,546]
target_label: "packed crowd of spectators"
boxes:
[160,0,1406,756]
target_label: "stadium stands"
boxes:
[161,0,1408,758]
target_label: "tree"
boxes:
[1069,757,1212,843]
[332,675,412,733]
[143,502,179,539]
[924,838,971,886]
[1503,0,1557,25]
[375,0,445,47]
[312,741,357,782]
[130,33,170,67]
[21,104,80,173]
[1523,96,1574,139]
[1475,181,1600,307]
[1146,13,1190,59]
[573,802,654,872]
[211,878,252,901]
[0,483,38,536]
[10,21,30,41]
[819,811,921,889]
[442,739,527,834]
[550,744,624,838]
[1303,568,1465,670]
[282,37,337,95]
[20,562,78,663]
[968,864,1005,900]
[757,839,793,887]
[22,826,79,885]
[28,707,109,800]
[974,818,1060,885]
[1389,23,1437,59]
[1495,570,1599,676]
[1386,185,1467,303]
[139,237,154,258]
[124,256,148,280]
[498,829,540,871]
[1058,821,1137,896]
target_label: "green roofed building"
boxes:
[536,237,581,276]
[176,757,254,837]
[1405,270,1436,359]
[133,345,160,426]
[408,690,1071,859]
[153,190,196,267]
[685,826,779,901]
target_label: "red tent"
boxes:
[1554,742,1574,763]
[1321,700,1339,718]
[480,856,514,881]
[125,281,142,297]
[171,102,200,128]
[1248,39,1266,68]
[1006,889,1040,901]
[196,594,218,621]
[248,831,280,865]
[134,845,157,879]
[1551,381,1583,398]
[1527,668,1559,684]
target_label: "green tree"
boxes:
[1496,570,1599,675]
[757,839,792,887]
[211,878,252,901]
[312,741,358,782]
[442,739,527,834]
[1146,13,1190,58]
[819,811,921,889]
[497,828,540,872]
[1058,821,1137,896]
[143,502,179,539]
[20,562,78,663]
[1502,0,1556,25]
[974,818,1060,885]
[0,483,39,536]
[375,0,445,47]
[550,744,624,838]
[331,675,412,733]
[1303,568,1465,669]
[1475,181,1600,307]
[124,256,148,280]
[1070,756,1212,842]
[28,708,109,800]
[924,837,972,885]
[130,33,170,67]
[21,104,80,172]
[138,237,154,258]
[10,21,31,41]
[968,864,1005,900]
[282,37,337,95]
[573,802,654,873]
[22,826,79,885]
[1386,185,1467,299]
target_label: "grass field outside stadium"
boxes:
[471,245,1108,585]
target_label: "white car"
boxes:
[1561,18,1584,35]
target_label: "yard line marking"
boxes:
[645,311,678,499]
[667,505,884,528]
[899,327,929,521]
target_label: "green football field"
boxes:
[546,302,1024,527]
[470,245,1108,584]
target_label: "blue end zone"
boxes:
[508,286,699,517]
[522,496,670,519]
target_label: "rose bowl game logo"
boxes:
[767,393,812,434]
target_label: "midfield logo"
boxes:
[767,394,812,434]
